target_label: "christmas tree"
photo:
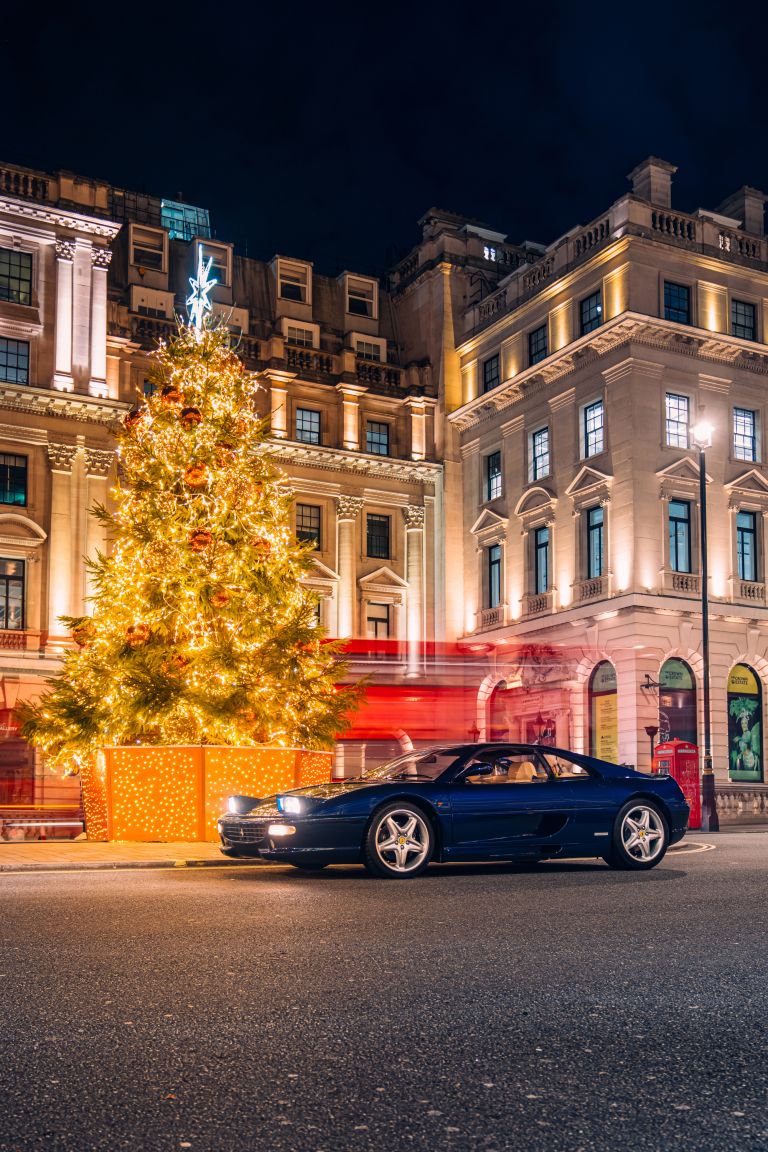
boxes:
[20,319,360,770]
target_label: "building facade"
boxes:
[2,155,768,830]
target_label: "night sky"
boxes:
[4,2,768,276]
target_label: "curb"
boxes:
[0,857,264,874]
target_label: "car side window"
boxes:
[464,752,548,785]
[540,753,592,779]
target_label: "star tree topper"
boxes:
[186,244,217,331]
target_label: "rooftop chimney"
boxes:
[627,157,677,208]
[716,186,767,237]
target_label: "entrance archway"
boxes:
[588,661,618,761]
[659,658,697,745]
[727,664,763,782]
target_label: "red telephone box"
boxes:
[652,739,701,829]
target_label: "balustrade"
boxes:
[651,210,696,243]
[0,166,50,202]
[739,580,765,602]
[577,575,606,601]
[479,606,502,629]
[523,591,551,616]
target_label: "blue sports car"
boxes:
[217,743,690,879]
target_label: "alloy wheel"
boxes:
[374,808,431,874]
[620,804,665,862]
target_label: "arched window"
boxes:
[659,659,697,745]
[589,661,618,762]
[727,664,763,782]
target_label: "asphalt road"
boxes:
[2,837,767,1152]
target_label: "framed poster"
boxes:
[728,664,762,782]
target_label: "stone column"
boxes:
[404,505,425,675]
[89,248,112,396]
[72,241,93,387]
[47,442,81,644]
[335,383,367,451]
[335,496,363,637]
[84,448,114,602]
[53,240,75,390]
[404,395,427,460]
[270,384,288,438]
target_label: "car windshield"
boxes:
[361,748,463,781]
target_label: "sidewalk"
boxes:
[0,840,258,872]
[2,826,766,872]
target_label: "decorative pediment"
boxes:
[307,559,339,582]
[656,457,702,483]
[358,566,409,590]
[513,486,556,517]
[0,514,46,550]
[469,508,508,536]
[725,468,768,510]
[564,465,613,499]
[656,456,710,499]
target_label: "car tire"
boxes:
[287,857,329,870]
[604,799,669,871]
[363,802,433,879]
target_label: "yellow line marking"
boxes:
[669,841,716,855]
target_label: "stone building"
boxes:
[442,158,768,808]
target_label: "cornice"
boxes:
[0,382,128,426]
[0,195,121,240]
[265,440,441,486]
[449,313,768,434]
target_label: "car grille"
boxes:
[220,820,268,844]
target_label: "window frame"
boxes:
[0,454,27,507]
[0,557,24,631]
[530,426,551,482]
[582,398,605,459]
[277,259,312,306]
[663,281,691,325]
[366,513,391,560]
[365,420,390,456]
[198,241,231,288]
[733,407,758,462]
[366,601,391,639]
[129,223,167,273]
[487,543,502,609]
[345,274,378,320]
[586,504,604,579]
[0,337,30,385]
[0,247,33,307]
[486,450,502,501]
[665,392,691,449]
[528,323,548,366]
[295,406,321,445]
[668,498,692,574]
[296,503,322,550]
[580,289,603,335]
[534,525,550,595]
[731,298,757,342]
[482,353,501,393]
[737,510,759,583]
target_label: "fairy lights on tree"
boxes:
[20,291,360,769]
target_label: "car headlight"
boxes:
[279,795,302,814]
[267,824,296,836]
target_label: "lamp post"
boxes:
[691,420,719,831]
[644,724,659,766]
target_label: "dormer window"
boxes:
[278,260,311,304]
[346,275,377,319]
[130,225,166,272]
[199,241,230,288]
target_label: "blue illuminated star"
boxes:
[186,245,218,331]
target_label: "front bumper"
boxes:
[217,813,362,863]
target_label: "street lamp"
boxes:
[644,724,659,766]
[691,419,719,831]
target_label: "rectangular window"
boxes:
[0,338,29,385]
[664,281,691,325]
[279,262,309,303]
[482,354,500,393]
[665,393,690,448]
[668,499,692,573]
[296,503,321,549]
[0,558,24,631]
[733,408,757,462]
[160,200,211,242]
[584,399,605,458]
[367,514,390,559]
[483,245,498,262]
[366,421,390,456]
[355,340,382,361]
[0,455,27,506]
[199,242,229,287]
[580,289,603,335]
[286,325,315,347]
[0,248,32,306]
[586,505,604,579]
[366,601,390,639]
[486,451,502,501]
[528,324,548,366]
[488,544,501,609]
[130,225,165,271]
[295,407,321,444]
[737,511,758,582]
[534,527,549,595]
[732,299,756,342]
[531,427,550,481]
[347,277,376,318]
